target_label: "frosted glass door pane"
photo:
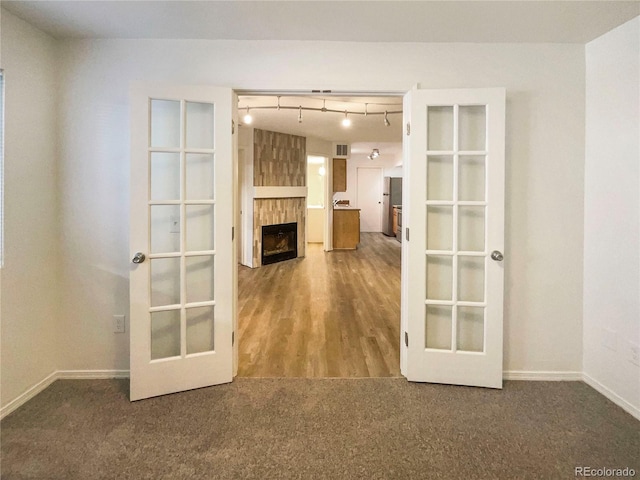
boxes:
[151,99,180,148]
[151,205,180,253]
[426,305,452,350]
[427,155,453,200]
[459,106,486,151]
[458,256,485,302]
[427,106,454,151]
[426,255,453,300]
[459,156,486,201]
[186,306,215,355]
[186,205,214,251]
[458,206,485,252]
[186,102,214,149]
[186,154,214,200]
[151,310,181,360]
[150,258,181,307]
[457,306,484,352]
[186,256,215,303]
[151,152,180,201]
[427,206,453,251]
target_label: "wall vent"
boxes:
[334,143,350,158]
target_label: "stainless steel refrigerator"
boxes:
[382,177,402,236]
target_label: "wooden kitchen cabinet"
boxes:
[333,209,360,249]
[333,158,347,192]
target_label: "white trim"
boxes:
[0,371,58,420]
[57,369,130,380]
[583,372,640,421]
[253,186,307,199]
[503,370,583,381]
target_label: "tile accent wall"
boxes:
[253,198,306,267]
[252,129,307,267]
[254,129,306,186]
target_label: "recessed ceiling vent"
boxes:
[334,143,350,158]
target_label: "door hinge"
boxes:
[232,331,235,346]
[406,122,411,136]
[232,226,235,241]
[405,332,409,347]
[405,227,410,242]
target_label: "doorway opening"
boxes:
[235,92,404,378]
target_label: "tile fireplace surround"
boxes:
[251,129,307,267]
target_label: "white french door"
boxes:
[130,84,235,401]
[403,88,506,388]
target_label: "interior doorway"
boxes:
[235,92,403,378]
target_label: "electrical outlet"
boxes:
[627,341,640,367]
[113,315,125,333]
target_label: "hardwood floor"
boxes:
[237,232,402,377]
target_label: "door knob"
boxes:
[132,252,146,264]
[491,250,504,262]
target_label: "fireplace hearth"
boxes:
[261,222,298,265]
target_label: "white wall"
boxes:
[49,39,586,378]
[584,17,640,416]
[0,11,60,409]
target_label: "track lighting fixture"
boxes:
[342,111,351,127]
[236,97,402,125]
[367,148,380,160]
[243,107,252,125]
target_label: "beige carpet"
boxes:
[1,379,639,479]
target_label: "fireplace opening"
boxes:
[261,222,298,265]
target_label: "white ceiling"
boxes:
[3,1,639,43]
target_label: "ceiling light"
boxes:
[243,107,252,125]
[342,111,351,127]
[384,111,390,127]
[368,148,380,160]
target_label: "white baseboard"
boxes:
[57,369,130,380]
[503,370,583,381]
[582,373,640,421]
[0,370,130,420]
[0,370,58,420]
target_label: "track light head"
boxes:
[342,111,351,127]
[243,107,253,125]
[384,111,390,127]
[298,106,303,123]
